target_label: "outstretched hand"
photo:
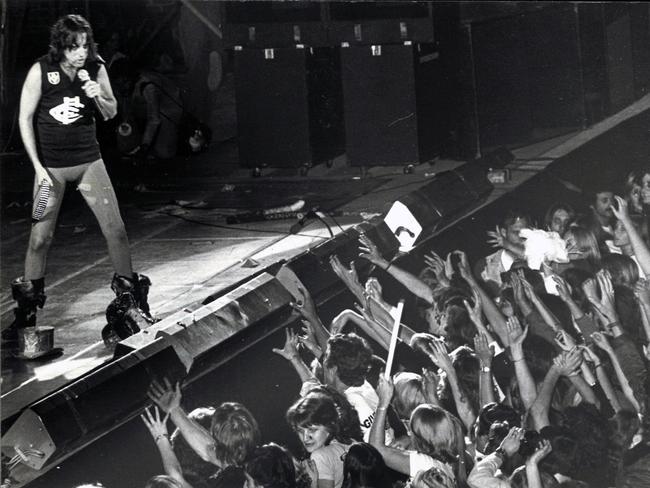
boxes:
[553,348,583,377]
[358,234,386,266]
[272,328,300,361]
[506,316,528,349]
[610,195,630,222]
[426,339,453,374]
[148,378,182,414]
[474,332,494,366]
[487,226,505,249]
[424,251,450,288]
[591,331,613,353]
[141,405,170,442]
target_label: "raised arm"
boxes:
[358,234,435,304]
[530,351,586,429]
[292,287,330,351]
[474,333,496,408]
[457,251,509,345]
[428,340,476,430]
[506,317,537,411]
[330,255,366,304]
[525,440,553,488]
[612,196,650,276]
[148,379,218,465]
[369,375,411,475]
[634,280,650,346]
[142,406,192,488]
[581,345,622,413]
[273,328,314,383]
[592,332,641,413]
[519,272,560,333]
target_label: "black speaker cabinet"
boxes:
[234,46,344,169]
[340,43,441,166]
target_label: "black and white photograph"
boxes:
[1,1,650,487]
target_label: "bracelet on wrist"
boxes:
[384,262,392,272]
[155,433,169,443]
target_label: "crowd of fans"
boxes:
[88,170,650,488]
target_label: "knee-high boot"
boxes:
[2,277,46,342]
[101,273,156,347]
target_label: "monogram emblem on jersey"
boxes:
[47,72,60,85]
[49,96,85,125]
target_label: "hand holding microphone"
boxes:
[78,69,110,120]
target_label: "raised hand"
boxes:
[554,329,577,352]
[463,288,484,328]
[591,331,614,353]
[553,349,583,376]
[454,250,472,280]
[527,439,552,465]
[358,234,386,266]
[610,195,630,223]
[426,339,454,375]
[587,270,618,324]
[506,316,528,349]
[141,405,170,442]
[552,274,572,303]
[376,373,395,408]
[298,320,322,357]
[518,270,537,302]
[290,287,319,322]
[330,255,363,294]
[499,426,526,457]
[424,251,450,287]
[487,226,506,249]
[147,378,182,414]
[272,328,300,361]
[474,332,494,366]
[421,368,440,404]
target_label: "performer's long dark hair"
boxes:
[48,14,99,63]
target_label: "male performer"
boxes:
[4,14,154,351]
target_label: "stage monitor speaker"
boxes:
[340,43,441,166]
[395,164,493,235]
[234,47,344,169]
[2,343,185,469]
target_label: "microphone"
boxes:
[78,69,110,121]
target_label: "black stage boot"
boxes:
[101,273,156,347]
[2,277,46,344]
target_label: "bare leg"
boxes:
[24,172,66,280]
[76,159,133,277]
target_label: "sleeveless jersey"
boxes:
[35,55,102,167]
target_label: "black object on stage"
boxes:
[234,46,344,169]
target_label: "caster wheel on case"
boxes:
[252,167,262,178]
[404,164,414,175]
